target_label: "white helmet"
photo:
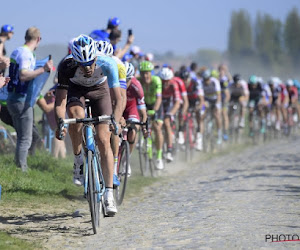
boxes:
[257,77,263,84]
[71,34,97,63]
[159,67,174,80]
[286,79,294,87]
[96,40,114,56]
[124,61,135,79]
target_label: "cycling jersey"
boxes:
[138,75,162,106]
[288,86,298,104]
[186,77,203,101]
[124,77,146,122]
[171,76,187,103]
[219,75,229,101]
[112,56,126,90]
[57,55,119,90]
[162,81,181,113]
[248,84,263,105]
[229,83,244,102]
[203,77,221,102]
[239,79,249,96]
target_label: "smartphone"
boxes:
[128,29,133,36]
[49,54,52,60]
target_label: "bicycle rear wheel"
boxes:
[115,140,130,206]
[87,150,100,234]
[138,131,148,176]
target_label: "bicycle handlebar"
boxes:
[57,115,117,139]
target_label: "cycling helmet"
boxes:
[71,35,97,63]
[124,61,135,79]
[108,17,120,27]
[233,74,241,83]
[286,79,294,87]
[139,61,154,72]
[179,69,190,80]
[268,77,276,85]
[257,76,263,84]
[96,40,114,56]
[201,69,211,80]
[211,70,219,78]
[1,24,14,33]
[145,53,154,61]
[159,67,174,80]
[249,75,257,84]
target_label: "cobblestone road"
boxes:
[2,138,300,249]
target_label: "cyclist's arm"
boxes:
[110,87,123,123]
[224,88,230,103]
[182,94,189,115]
[54,88,67,123]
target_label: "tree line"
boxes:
[228,7,300,78]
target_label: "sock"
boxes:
[167,146,172,153]
[157,149,162,160]
[105,187,114,200]
[113,157,118,175]
[74,153,83,166]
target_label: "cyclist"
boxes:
[138,61,164,170]
[172,70,189,145]
[182,68,204,151]
[248,75,269,136]
[286,79,299,124]
[159,67,181,162]
[123,62,147,175]
[201,69,223,145]
[55,35,122,216]
[216,65,230,141]
[228,74,245,127]
[96,40,127,183]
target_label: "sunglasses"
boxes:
[79,60,94,67]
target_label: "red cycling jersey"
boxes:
[288,86,298,103]
[162,80,181,104]
[186,78,204,101]
[123,77,145,121]
[280,84,289,103]
[171,77,187,103]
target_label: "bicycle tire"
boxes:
[138,131,148,176]
[115,140,129,206]
[87,150,99,234]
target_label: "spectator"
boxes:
[90,17,120,42]
[109,29,134,60]
[6,27,53,172]
[0,24,14,74]
[130,45,141,71]
[37,86,66,158]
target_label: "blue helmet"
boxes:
[1,24,14,33]
[108,17,120,27]
[201,69,211,80]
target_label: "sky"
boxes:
[1,0,300,56]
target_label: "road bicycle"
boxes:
[183,108,196,162]
[58,100,115,234]
[228,101,241,144]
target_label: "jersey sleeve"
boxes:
[99,56,120,88]
[57,58,75,90]
[117,63,127,90]
[214,78,221,92]
[196,79,204,97]
[175,77,187,96]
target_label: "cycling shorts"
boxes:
[67,81,112,117]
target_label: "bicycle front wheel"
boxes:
[87,150,100,234]
[115,140,130,206]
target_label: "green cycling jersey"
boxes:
[138,75,162,106]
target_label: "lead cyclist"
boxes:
[55,35,122,216]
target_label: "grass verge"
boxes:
[0,232,39,250]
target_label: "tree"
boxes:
[284,7,300,64]
[255,13,283,65]
[228,10,253,57]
